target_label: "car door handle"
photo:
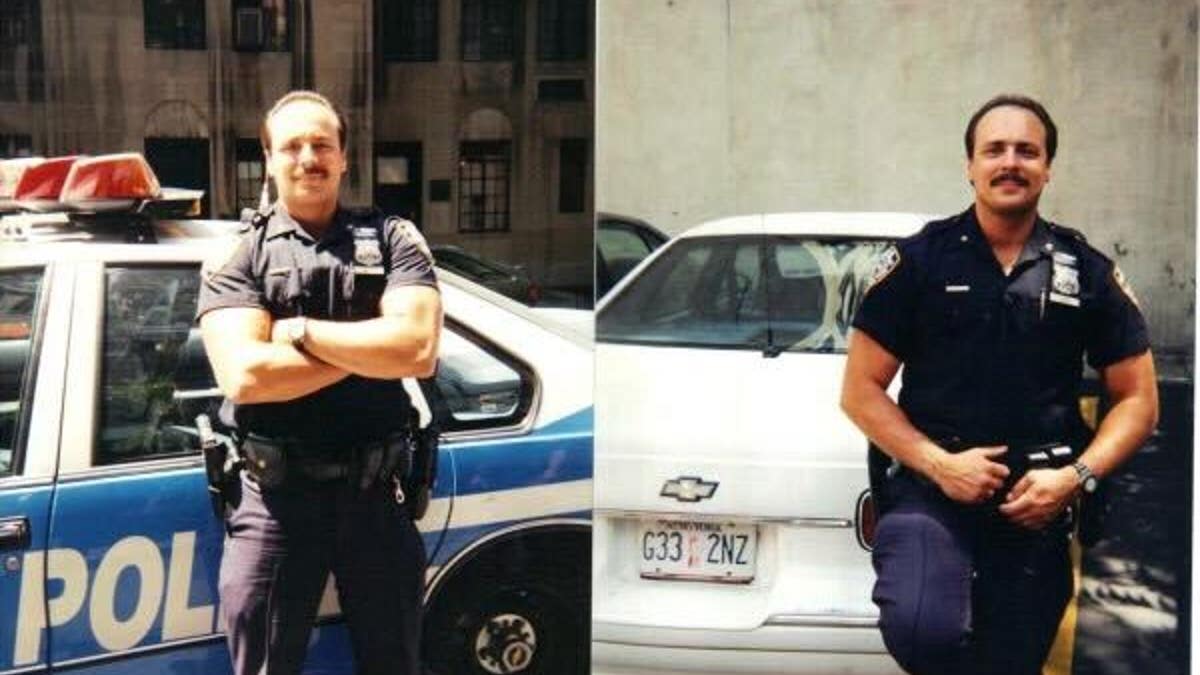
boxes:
[0,517,30,550]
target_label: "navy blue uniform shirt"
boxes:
[196,205,439,444]
[852,206,1149,449]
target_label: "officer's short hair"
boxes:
[260,90,348,152]
[964,94,1058,163]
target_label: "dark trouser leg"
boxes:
[972,521,1073,675]
[334,482,427,675]
[871,479,974,675]
[220,475,332,675]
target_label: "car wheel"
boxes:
[425,572,586,675]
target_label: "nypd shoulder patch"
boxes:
[1112,265,1140,308]
[393,219,434,266]
[866,245,902,291]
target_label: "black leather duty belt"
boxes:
[239,434,403,487]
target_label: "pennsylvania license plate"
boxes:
[638,519,757,582]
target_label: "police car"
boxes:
[0,154,592,675]
[591,213,931,675]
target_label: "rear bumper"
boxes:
[591,621,902,675]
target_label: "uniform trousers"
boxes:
[219,472,425,675]
[871,472,1073,675]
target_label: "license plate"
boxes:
[638,519,757,582]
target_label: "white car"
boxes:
[592,212,931,674]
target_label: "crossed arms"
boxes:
[200,285,442,404]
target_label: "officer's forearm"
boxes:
[201,308,351,404]
[841,378,946,479]
[301,316,439,379]
[1080,353,1159,478]
[219,342,349,404]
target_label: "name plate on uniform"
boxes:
[638,518,757,583]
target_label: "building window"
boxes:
[0,134,32,158]
[458,141,510,232]
[144,0,207,50]
[0,1,29,45]
[382,0,438,61]
[538,0,586,61]
[558,138,587,213]
[233,0,290,51]
[461,0,514,61]
[235,139,265,213]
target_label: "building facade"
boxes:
[0,0,594,297]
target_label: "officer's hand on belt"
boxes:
[929,445,1010,504]
[998,466,1079,530]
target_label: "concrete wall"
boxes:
[597,0,1197,364]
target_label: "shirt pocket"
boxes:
[263,266,302,316]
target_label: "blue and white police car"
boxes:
[0,154,592,675]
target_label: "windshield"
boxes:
[597,235,895,353]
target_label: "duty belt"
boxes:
[239,433,409,489]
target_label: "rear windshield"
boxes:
[597,235,895,353]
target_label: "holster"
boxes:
[403,408,439,520]
[197,414,243,519]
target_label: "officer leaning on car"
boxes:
[840,94,1159,675]
[195,90,442,675]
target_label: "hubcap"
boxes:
[474,612,537,674]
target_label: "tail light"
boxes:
[855,489,878,551]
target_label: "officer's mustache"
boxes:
[297,168,329,178]
[990,173,1029,187]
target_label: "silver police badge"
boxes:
[1051,263,1079,296]
[353,227,384,267]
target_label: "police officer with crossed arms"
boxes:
[198,90,441,675]
[841,94,1158,674]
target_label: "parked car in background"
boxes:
[592,212,933,675]
[595,213,668,300]
[431,244,543,306]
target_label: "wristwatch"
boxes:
[287,316,308,352]
[1072,460,1098,495]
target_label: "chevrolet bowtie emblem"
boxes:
[660,476,719,502]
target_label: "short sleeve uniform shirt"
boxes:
[196,206,438,443]
[852,207,1149,448]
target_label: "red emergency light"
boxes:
[0,157,46,213]
[0,157,46,198]
[59,153,161,210]
[11,156,81,211]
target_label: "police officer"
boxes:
[197,90,441,675]
[841,94,1159,675]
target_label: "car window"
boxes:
[436,325,533,432]
[97,265,220,464]
[767,237,895,353]
[597,237,768,349]
[599,235,895,353]
[598,224,654,260]
[0,268,44,476]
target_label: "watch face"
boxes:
[1083,476,1099,494]
[290,319,305,345]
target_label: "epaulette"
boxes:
[906,212,959,243]
[238,205,273,233]
[1046,221,1088,244]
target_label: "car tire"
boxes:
[424,568,587,675]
